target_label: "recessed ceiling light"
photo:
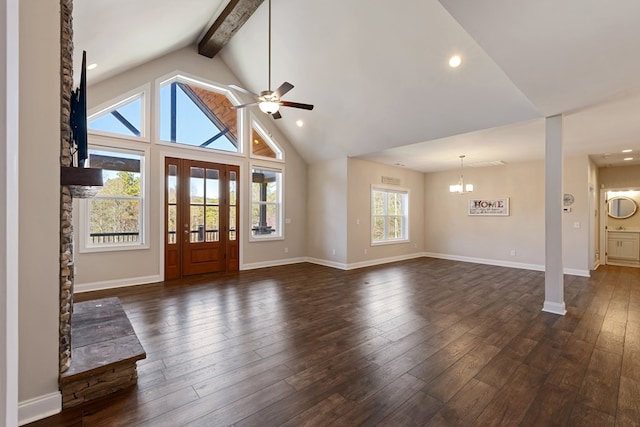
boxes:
[624,157,633,161]
[448,55,462,68]
[296,120,304,127]
[622,149,633,153]
[253,139,259,144]
[87,63,98,70]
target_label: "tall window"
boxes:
[371,187,409,244]
[81,148,146,251]
[159,76,239,153]
[251,167,282,239]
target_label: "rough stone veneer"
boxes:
[59,0,74,375]
[61,365,138,408]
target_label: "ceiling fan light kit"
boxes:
[259,99,280,114]
[230,0,313,119]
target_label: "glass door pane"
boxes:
[229,170,237,241]
[190,167,205,242]
[205,168,220,242]
[167,163,177,244]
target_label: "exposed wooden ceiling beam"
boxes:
[198,0,264,58]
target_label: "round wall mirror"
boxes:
[608,196,637,219]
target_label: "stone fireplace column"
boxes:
[59,0,74,375]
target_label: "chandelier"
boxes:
[449,155,473,194]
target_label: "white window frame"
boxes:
[371,185,409,245]
[79,141,150,253]
[249,115,284,162]
[155,71,245,157]
[87,83,151,143]
[249,164,284,241]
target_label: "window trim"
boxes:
[249,115,284,162]
[78,142,151,253]
[87,83,151,143]
[370,184,410,246]
[249,163,284,242]
[155,71,244,156]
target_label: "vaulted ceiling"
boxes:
[74,0,640,172]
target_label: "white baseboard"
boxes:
[346,252,426,270]
[73,255,590,292]
[75,274,162,293]
[305,257,348,270]
[543,300,567,315]
[18,392,61,426]
[564,268,591,277]
[424,252,590,277]
[242,257,307,270]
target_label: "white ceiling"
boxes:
[74,0,640,172]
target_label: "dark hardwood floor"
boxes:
[28,258,640,426]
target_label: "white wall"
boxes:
[347,158,424,266]
[588,157,600,268]
[307,158,347,265]
[424,157,591,275]
[562,156,590,273]
[425,160,545,267]
[1,0,19,424]
[74,47,308,288]
[18,0,62,422]
[600,164,640,189]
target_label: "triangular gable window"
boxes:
[251,119,282,160]
[88,92,145,139]
[159,77,238,153]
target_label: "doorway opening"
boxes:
[600,188,640,268]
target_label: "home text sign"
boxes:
[468,198,510,216]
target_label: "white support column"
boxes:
[543,114,566,315]
[1,0,20,425]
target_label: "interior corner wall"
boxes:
[588,157,601,268]
[18,0,61,413]
[1,0,19,424]
[307,158,347,265]
[346,158,425,266]
[562,156,590,273]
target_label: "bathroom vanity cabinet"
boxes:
[607,230,640,265]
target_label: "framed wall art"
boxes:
[468,198,510,216]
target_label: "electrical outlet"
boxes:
[332,249,336,255]
[510,249,516,256]
[284,247,288,253]
[364,248,368,255]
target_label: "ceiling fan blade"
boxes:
[273,82,294,98]
[229,84,258,97]
[280,100,314,110]
[231,102,259,109]
[272,111,282,120]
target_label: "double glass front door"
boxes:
[165,158,239,279]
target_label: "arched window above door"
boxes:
[158,75,241,154]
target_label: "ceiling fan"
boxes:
[230,0,313,120]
